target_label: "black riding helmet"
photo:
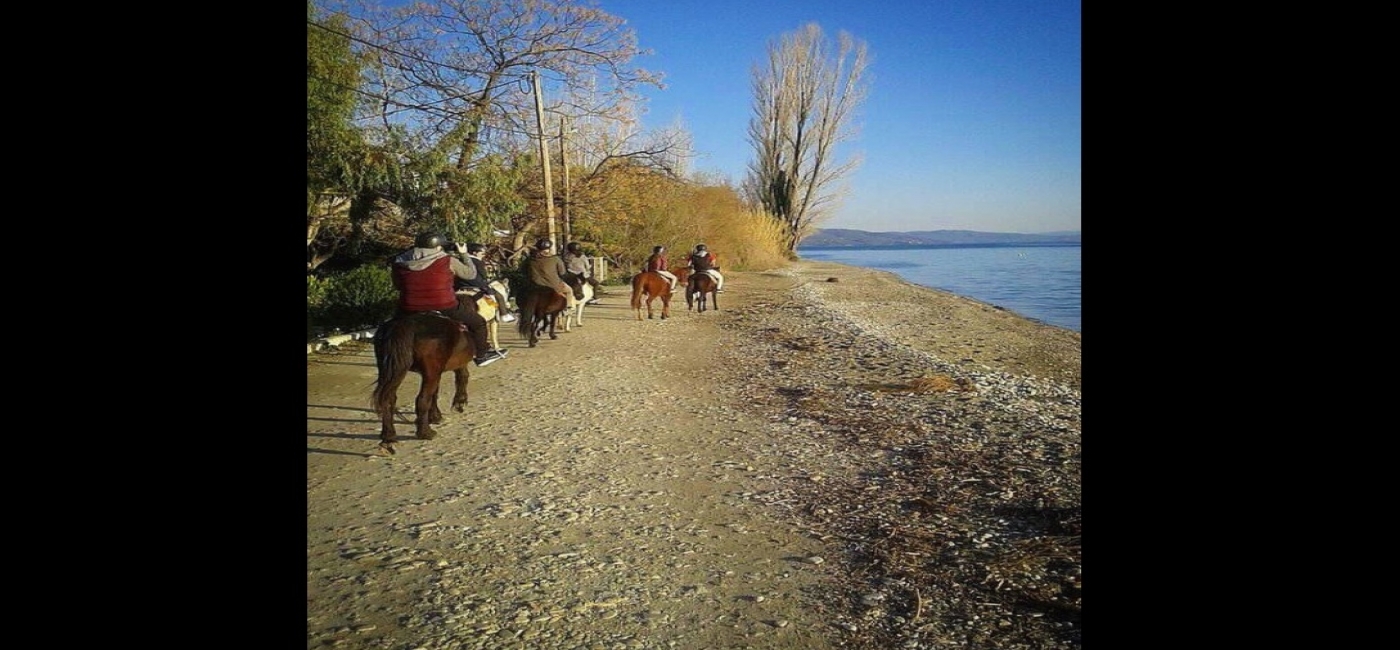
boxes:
[653,245,664,254]
[415,232,449,249]
[695,243,707,253]
[566,242,583,253]
[535,238,554,250]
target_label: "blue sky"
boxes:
[594,0,1081,234]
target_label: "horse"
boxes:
[630,271,673,320]
[672,265,691,289]
[457,279,511,352]
[515,279,572,347]
[686,271,719,313]
[562,273,594,330]
[370,308,477,454]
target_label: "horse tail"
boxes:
[370,319,413,415]
[516,290,536,338]
[630,273,644,309]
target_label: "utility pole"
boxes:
[531,70,557,249]
[560,115,571,246]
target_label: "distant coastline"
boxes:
[800,228,1080,248]
[800,242,1080,251]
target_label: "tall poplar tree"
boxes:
[744,23,869,253]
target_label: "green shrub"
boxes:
[307,274,330,308]
[310,264,397,335]
[307,274,331,340]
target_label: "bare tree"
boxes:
[744,23,869,252]
[335,0,663,162]
[316,0,695,257]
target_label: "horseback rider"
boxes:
[562,242,604,304]
[390,232,509,367]
[461,243,516,323]
[686,243,724,293]
[526,238,573,303]
[644,245,678,293]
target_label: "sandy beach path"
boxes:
[308,260,1081,650]
[309,265,848,650]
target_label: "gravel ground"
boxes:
[307,259,1081,650]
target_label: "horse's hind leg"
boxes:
[451,367,469,413]
[416,370,443,439]
[378,389,401,446]
[428,384,444,424]
[374,367,407,446]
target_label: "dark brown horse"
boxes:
[686,271,718,313]
[630,271,673,320]
[370,308,477,454]
[516,274,583,346]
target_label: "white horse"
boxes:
[457,279,512,351]
[562,275,594,331]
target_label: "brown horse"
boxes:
[673,265,691,288]
[370,308,477,454]
[516,275,583,346]
[686,271,718,313]
[630,271,673,320]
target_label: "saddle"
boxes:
[404,310,469,334]
[456,288,495,307]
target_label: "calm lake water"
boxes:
[797,244,1081,333]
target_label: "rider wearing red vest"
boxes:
[391,232,509,367]
[644,245,678,292]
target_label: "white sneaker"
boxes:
[500,313,517,323]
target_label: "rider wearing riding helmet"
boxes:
[562,241,604,303]
[644,245,679,292]
[526,238,572,303]
[461,243,516,323]
[390,232,509,366]
[686,243,724,293]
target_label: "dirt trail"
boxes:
[307,271,846,649]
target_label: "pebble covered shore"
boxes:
[715,263,1081,649]
[307,260,1081,650]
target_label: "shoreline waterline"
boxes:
[797,244,1081,332]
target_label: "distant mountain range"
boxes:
[800,228,1081,248]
